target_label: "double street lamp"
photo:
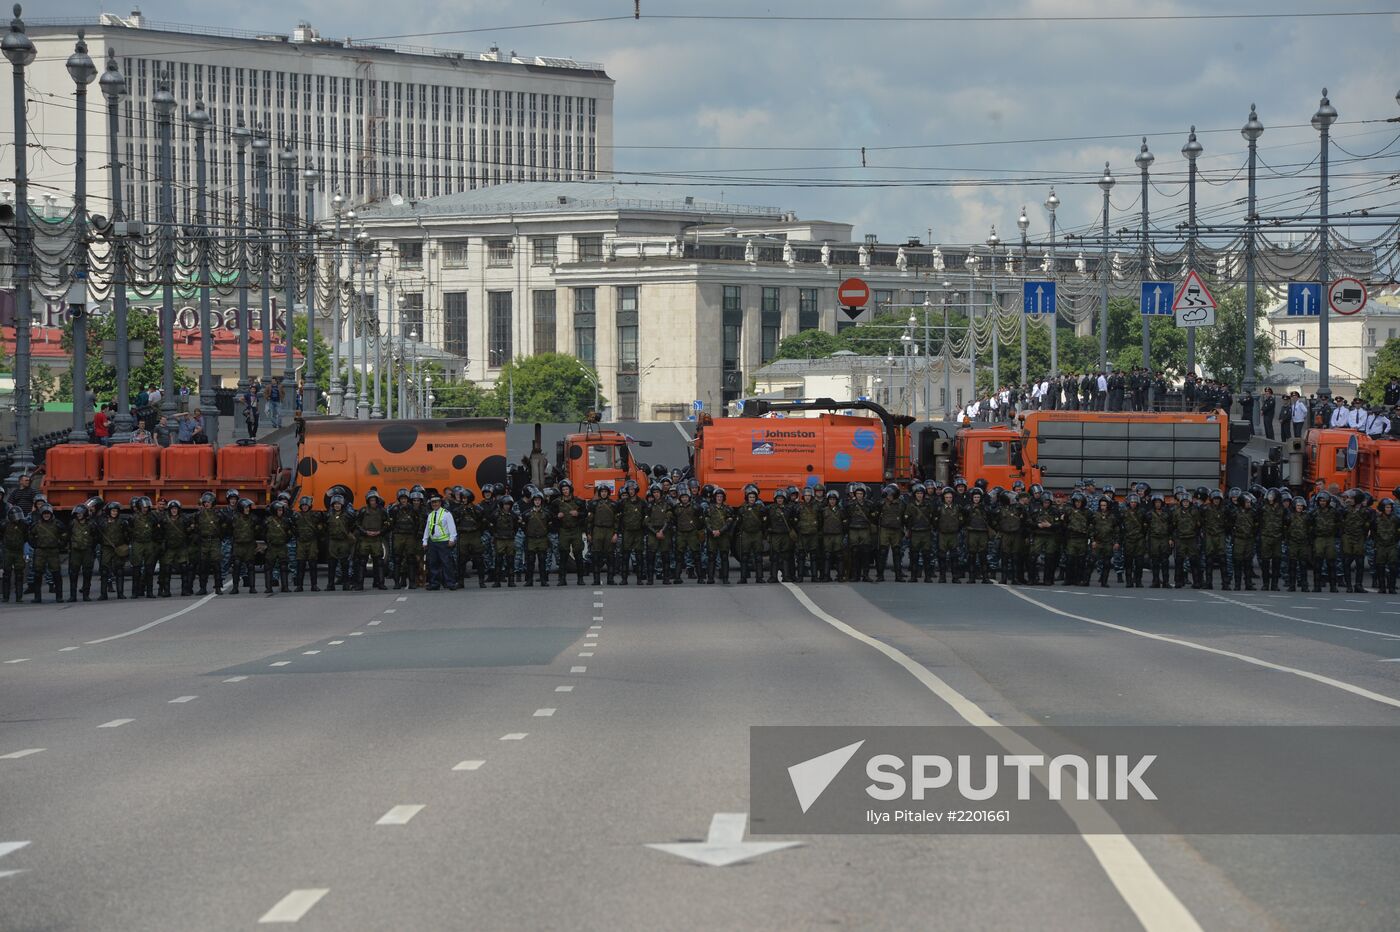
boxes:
[3,3,36,485]
[64,28,96,444]
[1097,163,1115,371]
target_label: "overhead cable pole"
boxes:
[65,29,97,444]
[1182,126,1202,377]
[1097,163,1115,371]
[1313,89,1337,398]
[1135,138,1154,377]
[1242,105,1264,398]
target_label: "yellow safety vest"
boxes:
[429,510,450,542]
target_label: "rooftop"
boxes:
[355,181,784,220]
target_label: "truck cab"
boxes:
[954,426,1027,489]
[560,427,651,495]
[1304,428,1400,499]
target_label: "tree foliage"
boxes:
[426,353,604,422]
[1360,338,1400,405]
[59,310,196,406]
[773,328,844,360]
[1196,288,1274,389]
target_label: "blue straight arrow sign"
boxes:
[1140,281,1174,316]
[1023,281,1056,315]
[1288,282,1322,316]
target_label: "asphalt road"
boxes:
[3,576,1400,931]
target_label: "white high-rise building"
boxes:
[4,10,613,228]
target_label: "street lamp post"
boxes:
[99,49,133,442]
[425,373,433,418]
[153,70,177,419]
[1135,139,1154,374]
[279,147,297,389]
[356,244,372,421]
[1044,188,1060,376]
[65,29,97,444]
[252,126,272,383]
[1242,106,1264,398]
[1017,207,1029,386]
[302,167,320,415]
[964,253,977,398]
[232,120,251,397]
[372,268,386,419]
[1097,163,1115,371]
[3,4,36,484]
[944,284,955,417]
[329,193,344,415]
[188,98,219,447]
[1313,89,1337,398]
[1182,126,1202,377]
[987,226,1001,395]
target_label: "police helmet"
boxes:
[409,490,425,503]
[941,487,956,500]
[825,489,840,501]
[225,489,240,501]
[743,483,760,499]
[1382,498,1396,513]
[678,487,692,499]
[129,495,142,509]
[646,485,660,499]
[596,483,612,496]
[1151,494,1166,507]
[85,497,103,513]
[1228,487,1242,500]
[883,483,899,497]
[714,488,728,500]
[330,494,346,509]
[850,483,868,497]
[396,488,409,500]
[623,480,639,495]
[1210,489,1224,501]
[701,484,715,498]
[39,505,54,519]
[298,496,313,510]
[270,499,286,513]
[954,476,968,489]
[167,499,182,512]
[1265,489,1280,504]
[1011,479,1025,491]
[7,505,24,520]
[970,488,984,502]
[72,504,87,518]
[974,477,988,491]
[773,489,787,502]
[410,484,425,495]
[1071,492,1086,506]
[1315,491,1331,505]
[559,479,573,492]
[911,483,926,496]
[525,485,541,500]
[106,500,122,513]
[238,498,253,511]
[1030,484,1044,496]
[365,488,382,504]
[1127,493,1140,506]
[498,494,514,508]
[1293,495,1308,510]
[532,489,545,502]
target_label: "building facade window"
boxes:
[1368,327,1378,347]
[397,240,423,270]
[573,287,596,366]
[532,290,557,354]
[443,291,468,357]
[873,289,895,312]
[487,237,514,267]
[722,285,743,375]
[531,236,558,266]
[576,234,603,261]
[1297,330,1306,347]
[488,291,513,367]
[400,292,424,336]
[799,288,819,331]
[442,240,470,268]
[761,286,781,363]
[616,286,639,372]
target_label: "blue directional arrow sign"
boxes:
[1140,281,1174,316]
[1023,281,1056,315]
[1288,282,1322,316]
[693,399,704,412]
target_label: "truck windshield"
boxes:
[588,445,618,470]
[983,441,1010,467]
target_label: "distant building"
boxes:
[752,355,973,420]
[1264,284,1400,396]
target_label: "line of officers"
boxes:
[4,477,1400,605]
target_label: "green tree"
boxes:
[773,328,844,360]
[59,310,196,406]
[1197,288,1274,389]
[1360,338,1400,404]
[291,315,333,396]
[31,363,57,410]
[445,353,603,422]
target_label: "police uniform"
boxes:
[158,503,193,597]
[294,499,324,591]
[703,492,734,584]
[589,490,619,585]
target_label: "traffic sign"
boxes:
[1172,269,1217,328]
[693,399,704,412]
[1022,281,1057,315]
[1140,281,1175,316]
[1329,277,1368,316]
[1346,433,1359,470]
[1287,282,1322,317]
[837,277,870,309]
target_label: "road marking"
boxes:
[85,592,217,644]
[593,601,604,608]
[269,661,292,667]
[328,640,344,645]
[368,620,381,626]
[384,608,397,614]
[1378,658,1400,663]
[4,659,30,664]
[1347,599,1368,604]
[301,651,321,656]
[648,812,801,868]
[593,590,604,595]
[1008,587,1400,710]
[1204,591,1400,641]
[589,625,601,630]
[1143,598,1164,602]
[571,665,587,673]
[223,676,248,683]
[349,632,364,637]
[534,708,556,717]
[0,749,44,760]
[584,642,598,648]
[375,805,424,826]
[784,582,1202,932]
[59,646,81,652]
[555,685,574,692]
[396,596,408,602]
[169,696,198,703]
[592,615,604,622]
[1335,608,1362,613]
[453,760,485,771]
[98,719,133,728]
[0,841,31,878]
[500,733,528,741]
[259,889,329,924]
[578,651,594,657]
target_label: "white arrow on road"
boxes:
[647,813,801,867]
[0,841,30,879]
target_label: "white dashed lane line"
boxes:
[97,719,133,728]
[169,696,198,704]
[384,608,397,614]
[348,632,364,637]
[500,733,528,741]
[259,889,329,924]
[571,666,587,673]
[592,602,604,609]
[593,590,604,596]
[302,651,321,655]
[396,597,408,602]
[578,652,594,657]
[327,640,344,645]
[555,685,574,692]
[59,646,81,652]
[223,676,248,683]
[368,620,381,626]
[269,661,292,667]
[375,805,425,826]
[0,749,45,760]
[533,708,556,717]
[452,760,485,771]
[4,659,30,664]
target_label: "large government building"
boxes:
[5,11,613,227]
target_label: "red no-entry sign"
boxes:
[838,277,870,319]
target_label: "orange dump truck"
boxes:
[294,417,510,505]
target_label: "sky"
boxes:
[32,0,1400,247]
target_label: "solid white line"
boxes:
[533,708,556,717]
[571,665,587,673]
[783,582,1202,932]
[3,659,29,664]
[500,733,528,741]
[555,685,574,692]
[302,650,321,655]
[0,749,44,760]
[1204,591,1400,642]
[59,646,80,652]
[259,889,329,924]
[328,640,345,645]
[452,760,485,771]
[85,593,217,644]
[169,696,197,703]
[375,804,424,826]
[269,661,292,667]
[223,676,248,683]
[98,719,133,728]
[1009,586,1400,710]
[578,651,594,657]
